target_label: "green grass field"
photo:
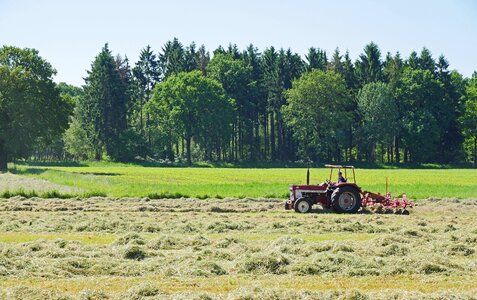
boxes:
[8,162,477,199]
[1,198,476,299]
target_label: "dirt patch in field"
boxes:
[0,173,82,194]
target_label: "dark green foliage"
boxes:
[357,82,397,162]
[74,44,131,161]
[460,72,477,164]
[3,40,474,166]
[0,46,71,171]
[356,42,383,84]
[282,70,351,162]
[132,45,160,135]
[305,47,327,71]
[146,71,234,164]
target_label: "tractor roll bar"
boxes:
[325,164,355,169]
[325,164,356,184]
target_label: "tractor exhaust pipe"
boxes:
[386,177,388,195]
[306,168,310,185]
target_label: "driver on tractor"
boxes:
[338,172,347,183]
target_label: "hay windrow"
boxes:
[0,198,477,298]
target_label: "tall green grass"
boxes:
[10,163,477,199]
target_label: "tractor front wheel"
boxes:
[294,198,312,213]
[331,186,361,213]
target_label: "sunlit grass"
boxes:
[0,231,376,244]
[1,198,477,298]
[12,163,477,199]
[0,232,117,245]
[1,274,476,296]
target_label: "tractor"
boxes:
[284,165,412,214]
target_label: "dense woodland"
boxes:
[1,39,477,169]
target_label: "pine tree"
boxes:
[159,38,185,78]
[132,45,160,133]
[196,44,210,75]
[355,42,383,84]
[305,47,327,71]
[80,44,129,160]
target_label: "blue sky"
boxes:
[1,0,476,86]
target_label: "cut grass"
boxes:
[0,189,106,199]
[0,232,117,245]
[9,163,477,199]
[0,231,376,244]
[1,274,476,295]
[1,198,477,298]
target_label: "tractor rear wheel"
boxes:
[294,198,312,213]
[331,186,361,213]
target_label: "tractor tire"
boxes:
[294,198,312,213]
[331,186,361,213]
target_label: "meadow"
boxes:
[5,162,477,199]
[0,197,477,299]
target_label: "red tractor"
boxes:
[285,165,412,214]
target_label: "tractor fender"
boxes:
[334,183,362,194]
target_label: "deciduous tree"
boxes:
[0,46,71,171]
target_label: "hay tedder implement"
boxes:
[285,165,413,214]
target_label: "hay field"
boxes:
[1,197,477,299]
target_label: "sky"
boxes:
[1,0,476,86]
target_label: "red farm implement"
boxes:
[284,165,413,214]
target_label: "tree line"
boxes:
[1,40,477,170]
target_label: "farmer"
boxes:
[338,171,347,183]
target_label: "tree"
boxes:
[78,44,129,161]
[395,67,444,162]
[159,38,185,79]
[305,47,327,71]
[282,70,351,162]
[356,42,383,84]
[328,48,344,74]
[132,45,160,133]
[461,72,477,164]
[419,48,435,73]
[262,47,280,160]
[0,46,71,171]
[146,71,234,165]
[196,45,210,75]
[63,114,95,160]
[277,48,304,160]
[242,44,264,160]
[357,82,398,162]
[207,53,254,160]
